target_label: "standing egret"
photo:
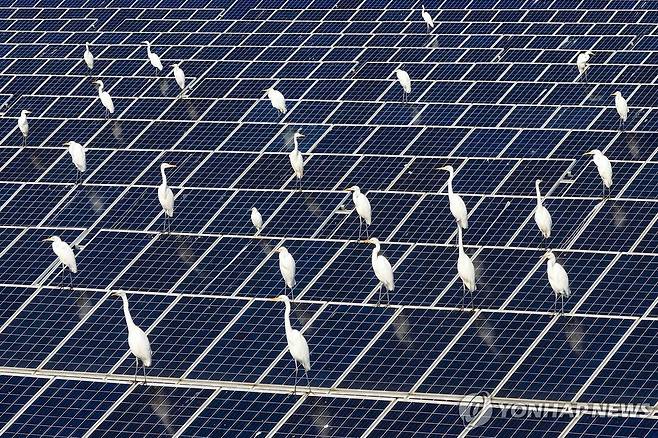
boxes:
[612,91,628,131]
[17,110,30,146]
[266,87,287,114]
[289,131,304,191]
[274,295,310,393]
[393,68,411,103]
[456,226,476,310]
[346,186,372,239]
[43,236,77,288]
[361,238,394,306]
[64,141,86,184]
[93,80,114,118]
[84,42,94,70]
[534,179,552,246]
[275,246,296,299]
[421,5,434,33]
[542,251,570,314]
[158,163,176,234]
[583,149,613,198]
[576,50,593,82]
[250,207,263,233]
[437,165,469,230]
[142,40,163,74]
[171,63,185,97]
[113,291,152,383]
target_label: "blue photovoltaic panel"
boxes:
[0,0,656,435]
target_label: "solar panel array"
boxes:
[0,0,657,436]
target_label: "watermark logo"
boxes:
[458,391,492,428]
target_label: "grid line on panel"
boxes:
[80,384,136,438]
[0,377,53,436]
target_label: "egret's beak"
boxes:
[344,188,352,192]
[25,111,31,114]
[583,151,593,156]
[42,238,51,242]
[298,134,305,138]
[170,164,177,168]
[273,248,281,253]
[111,291,120,297]
[436,166,449,171]
[359,239,370,243]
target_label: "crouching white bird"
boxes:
[362,238,394,306]
[289,131,304,191]
[250,207,263,233]
[456,226,476,310]
[142,40,163,74]
[346,185,372,238]
[113,291,152,384]
[437,165,469,230]
[43,236,77,288]
[583,149,613,198]
[393,68,411,103]
[18,110,30,146]
[93,80,114,118]
[64,141,86,184]
[275,246,296,298]
[171,63,186,97]
[576,50,593,82]
[266,86,287,114]
[534,179,552,245]
[158,163,176,233]
[84,42,94,70]
[274,295,310,393]
[543,251,570,314]
[421,5,434,33]
[612,91,629,131]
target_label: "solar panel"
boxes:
[0,0,656,435]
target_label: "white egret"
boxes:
[437,165,468,230]
[612,91,628,131]
[17,110,30,146]
[113,291,152,383]
[542,251,570,314]
[345,186,372,238]
[393,68,411,103]
[64,141,86,184]
[421,5,434,33]
[361,238,394,306]
[250,207,263,233]
[576,50,593,82]
[289,131,304,191]
[93,80,114,118]
[274,295,310,393]
[142,40,163,74]
[43,236,77,288]
[534,179,552,245]
[171,63,186,97]
[456,226,476,310]
[583,149,613,198]
[84,42,94,70]
[275,246,296,299]
[158,162,176,233]
[266,87,287,114]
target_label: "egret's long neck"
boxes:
[120,295,135,328]
[292,137,299,151]
[97,84,104,93]
[146,43,152,55]
[446,171,454,195]
[160,167,168,186]
[371,242,381,261]
[283,299,292,335]
[85,42,89,50]
[535,182,542,206]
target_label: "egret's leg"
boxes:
[143,364,147,384]
[134,358,138,384]
[561,294,565,315]
[365,223,370,239]
[554,294,558,315]
[376,283,381,307]
[304,371,311,393]
[461,283,465,310]
[290,285,294,301]
[59,265,65,289]
[358,217,362,240]
[68,270,73,290]
[470,288,474,310]
[294,362,298,394]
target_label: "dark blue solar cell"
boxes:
[0,147,64,182]
[455,128,517,157]
[0,184,72,227]
[498,160,572,196]
[314,126,374,154]
[622,163,658,198]
[328,102,382,125]
[461,82,510,104]
[371,402,465,437]
[203,99,255,122]
[502,106,556,129]
[285,155,359,190]
[468,408,573,437]
[416,103,465,126]
[137,151,209,185]
[570,415,658,438]
[391,157,465,192]
[0,375,45,427]
[88,150,160,184]
[260,192,345,238]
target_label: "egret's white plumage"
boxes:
[543,251,570,314]
[421,5,434,32]
[362,238,394,306]
[274,295,310,393]
[393,68,411,102]
[158,163,176,233]
[457,226,476,309]
[93,80,114,117]
[64,141,86,183]
[250,207,263,232]
[84,42,94,70]
[171,64,185,95]
[44,236,77,274]
[346,185,372,238]
[289,131,304,191]
[114,291,152,383]
[584,149,613,198]
[266,87,287,114]
[18,110,30,146]
[142,40,163,73]
[276,246,296,298]
[534,179,552,241]
[612,91,629,130]
[576,50,593,81]
[438,165,468,229]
